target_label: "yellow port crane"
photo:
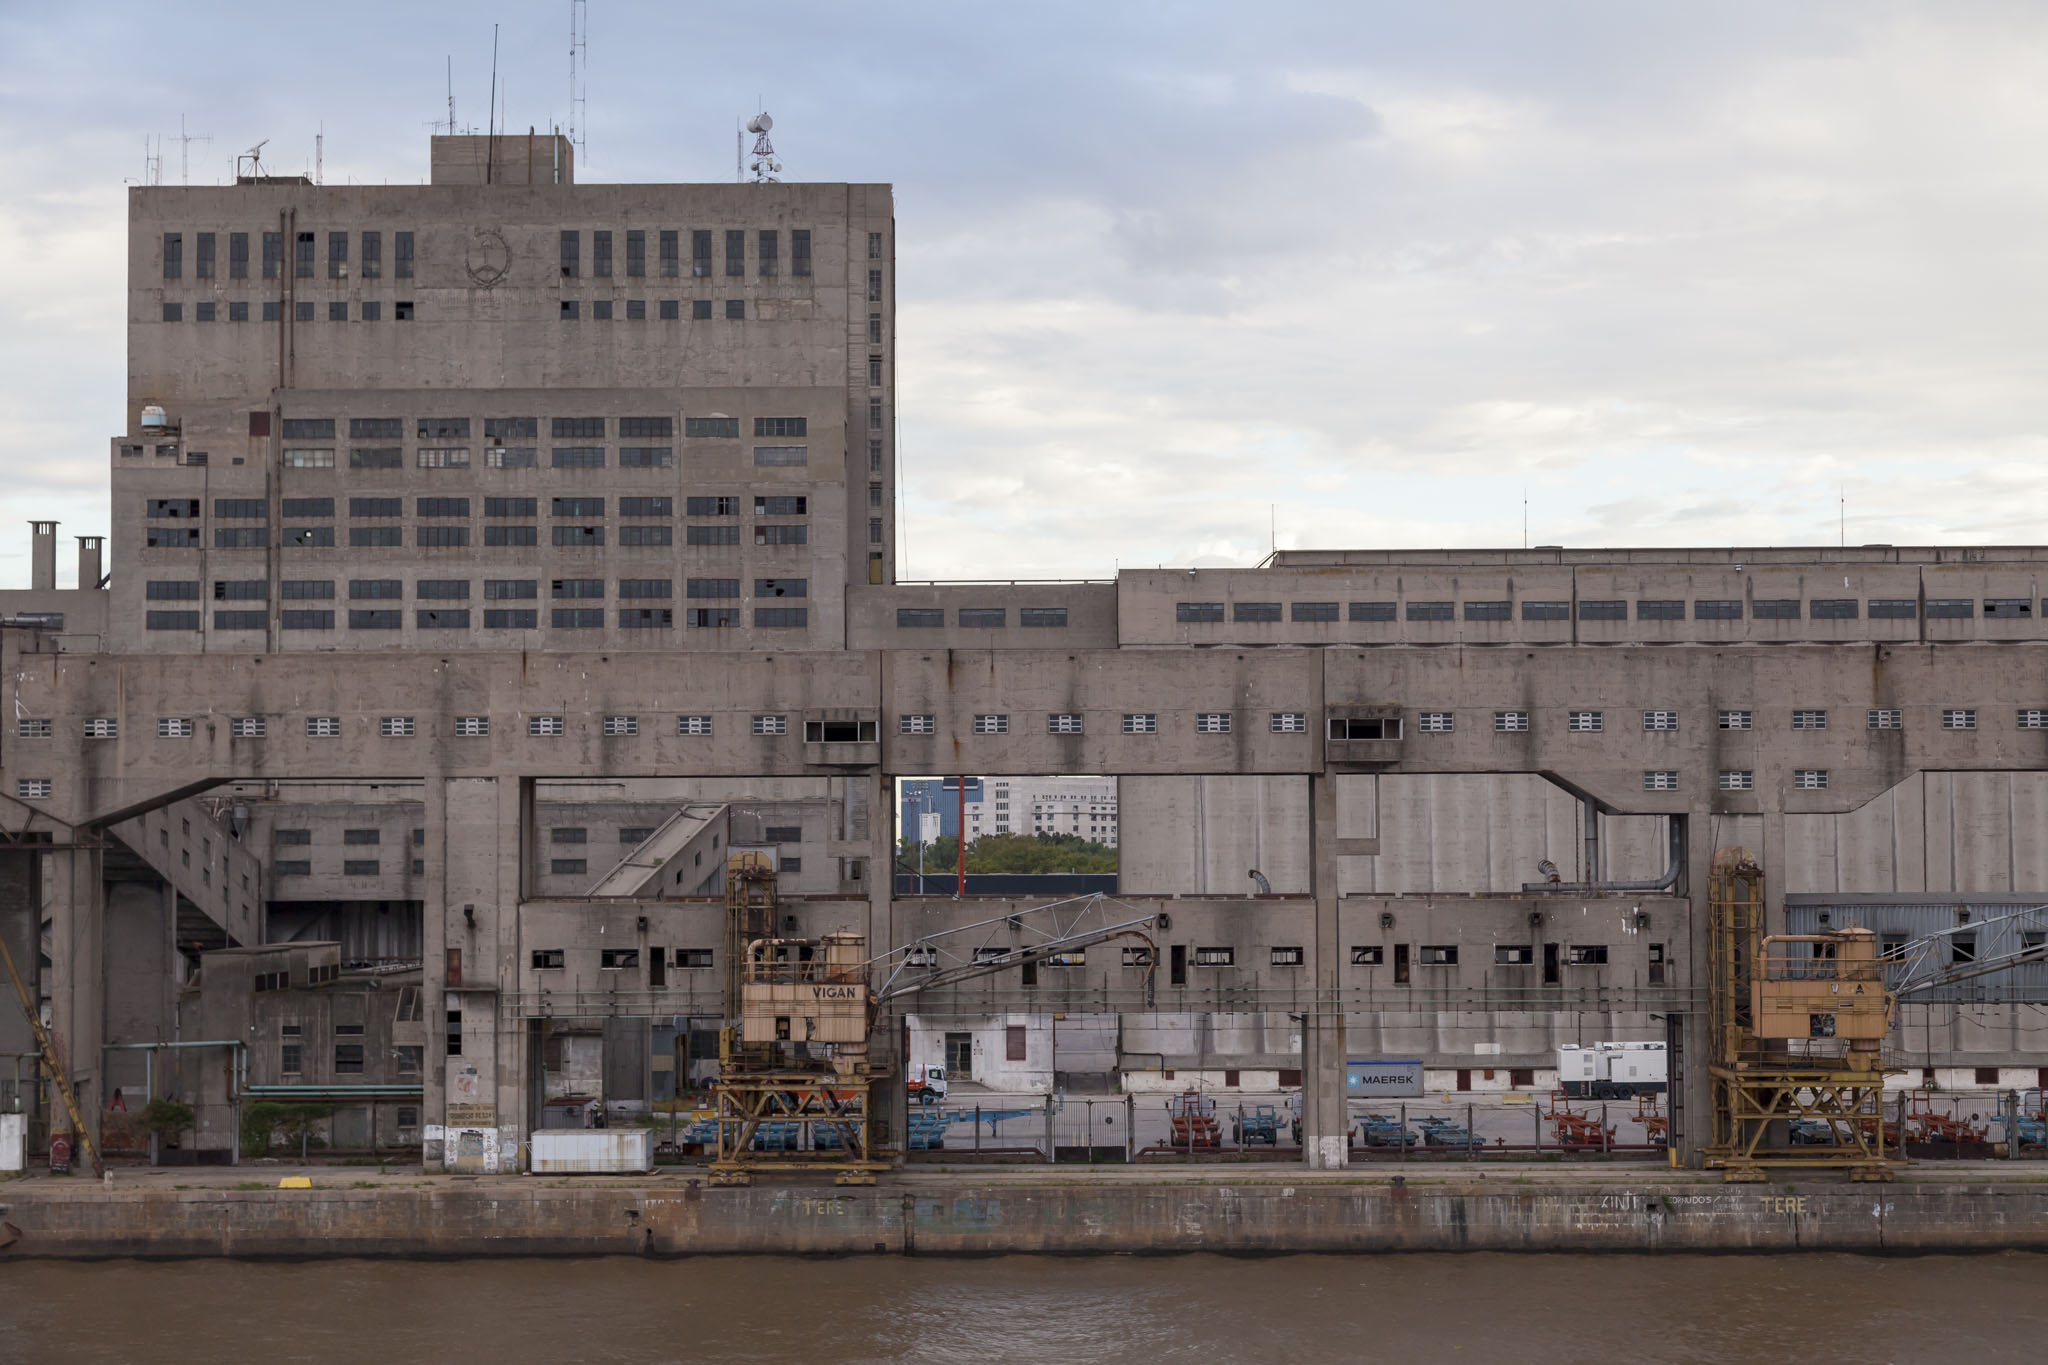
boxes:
[0,926,104,1178]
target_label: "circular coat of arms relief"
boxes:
[465,229,511,287]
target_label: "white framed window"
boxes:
[230,717,265,738]
[1193,946,1235,966]
[1792,709,1827,730]
[1643,771,1679,791]
[1493,711,1529,732]
[529,715,566,737]
[972,714,1009,735]
[602,715,638,736]
[678,715,713,736]
[1567,711,1603,732]
[1048,714,1084,734]
[454,716,489,737]
[1794,769,1830,789]
[157,717,194,738]
[1270,712,1307,734]
[305,716,341,738]
[84,717,117,739]
[1718,710,1753,730]
[1941,709,1977,731]
[380,716,415,737]
[16,779,53,799]
[2019,710,2048,730]
[1417,712,1454,733]
[899,714,935,735]
[16,718,52,738]
[1121,713,1157,734]
[1719,770,1755,790]
[1269,946,1304,966]
[1867,709,1902,730]
[751,715,787,736]
[1643,710,1679,731]
[1195,712,1231,734]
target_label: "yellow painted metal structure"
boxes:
[707,852,890,1186]
[0,929,104,1178]
[1704,848,1897,1182]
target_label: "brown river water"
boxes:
[2,1253,2042,1363]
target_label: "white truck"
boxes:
[1557,1041,1667,1098]
[907,1063,949,1104]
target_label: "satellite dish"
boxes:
[747,113,773,134]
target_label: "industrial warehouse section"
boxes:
[4,127,2048,1218]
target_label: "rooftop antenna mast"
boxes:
[486,24,499,183]
[747,111,781,183]
[569,0,587,167]
[237,140,268,181]
[169,115,211,185]
[315,125,324,186]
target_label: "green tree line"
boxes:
[899,832,1116,875]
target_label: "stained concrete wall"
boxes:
[8,1180,2048,1257]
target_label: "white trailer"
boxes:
[1556,1040,1668,1097]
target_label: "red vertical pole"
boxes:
[956,778,967,895]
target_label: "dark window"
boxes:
[395,301,414,320]
[213,498,267,518]
[349,609,401,629]
[1019,607,1067,627]
[350,579,402,599]
[754,495,807,515]
[349,497,402,518]
[214,528,268,549]
[687,607,739,628]
[1985,598,2034,618]
[591,300,612,321]
[1694,599,1743,619]
[1637,600,1685,620]
[553,578,605,599]
[294,301,314,322]
[1233,601,1282,622]
[758,229,778,275]
[1752,599,1800,619]
[1521,601,1570,620]
[725,299,745,320]
[896,608,944,628]
[1810,599,1859,619]
[195,300,215,321]
[869,268,883,300]
[484,526,540,548]
[553,526,603,547]
[145,528,200,548]
[559,229,579,277]
[282,580,334,600]
[327,230,347,278]
[1177,602,1224,623]
[552,608,604,629]
[619,496,672,517]
[483,609,537,629]
[685,418,739,439]
[725,229,745,275]
[228,301,248,321]
[659,299,679,320]
[194,232,214,278]
[262,231,283,279]
[1406,601,1454,621]
[349,447,403,469]
[349,527,403,547]
[1464,601,1511,621]
[1579,600,1627,620]
[692,299,713,320]
[415,579,469,599]
[620,608,674,629]
[754,525,807,545]
[146,580,201,600]
[687,578,740,599]
[619,525,671,546]
[295,231,315,278]
[416,609,470,629]
[1350,601,1397,622]
[282,610,334,630]
[687,525,740,545]
[619,578,672,598]
[145,610,200,629]
[1868,599,1917,619]
[1292,601,1340,622]
[592,230,612,277]
[484,579,537,599]
[1926,599,1973,618]
[416,497,470,518]
[361,231,381,278]
[553,497,605,518]
[394,231,414,277]
[212,610,266,630]
[417,526,469,547]
[692,229,713,276]
[283,526,333,548]
[229,232,248,278]
[755,578,806,598]
[791,228,813,276]
[659,230,678,276]
[161,302,183,323]
[162,232,182,279]
[212,579,267,600]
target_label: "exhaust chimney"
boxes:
[29,521,57,590]
[77,536,103,590]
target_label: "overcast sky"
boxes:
[3,1,2045,585]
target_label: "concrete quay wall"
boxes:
[4,1180,2048,1258]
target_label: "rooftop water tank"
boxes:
[140,404,168,432]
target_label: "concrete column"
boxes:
[865,768,909,1161]
[423,774,526,1171]
[0,854,39,1121]
[43,846,105,1130]
[1675,806,1716,1167]
[1301,772,1348,1168]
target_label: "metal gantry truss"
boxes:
[871,893,1160,1002]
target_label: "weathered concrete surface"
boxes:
[5,1172,2048,1258]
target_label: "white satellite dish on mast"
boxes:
[746,112,781,182]
[747,113,773,135]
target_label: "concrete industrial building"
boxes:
[3,129,2046,1172]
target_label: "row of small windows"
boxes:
[145,606,808,631]
[259,417,711,440]
[145,523,804,549]
[896,607,1071,629]
[1467,708,2011,733]
[561,299,762,321]
[150,495,796,520]
[558,228,815,279]
[51,714,834,742]
[163,300,415,323]
[151,576,809,601]
[161,230,414,281]
[1176,598,2042,623]
[150,445,805,472]
[899,712,1299,736]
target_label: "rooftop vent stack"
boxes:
[29,521,57,590]
[77,536,103,590]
